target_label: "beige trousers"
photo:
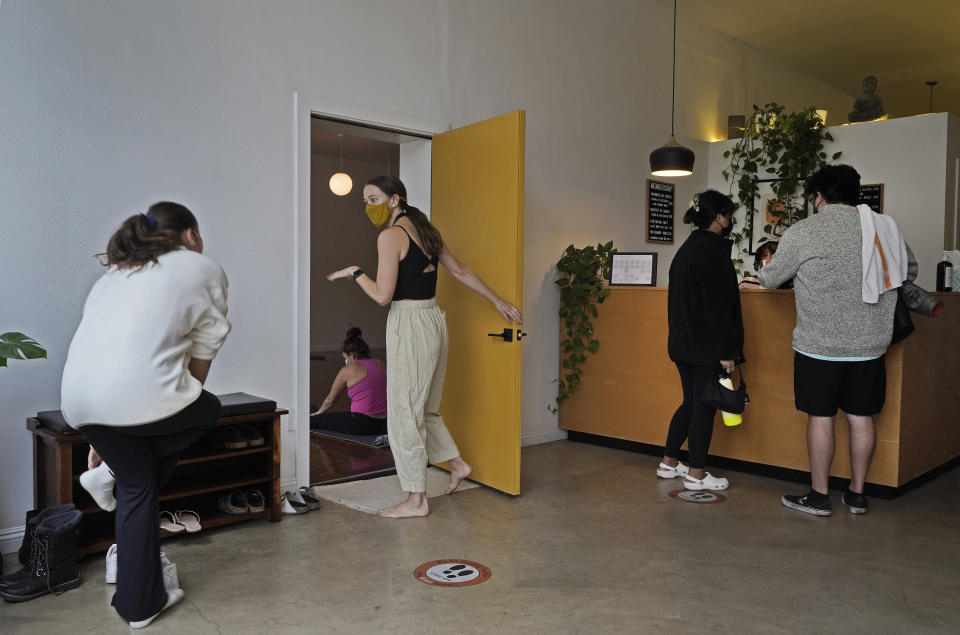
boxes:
[386,298,460,492]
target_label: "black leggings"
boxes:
[310,411,387,436]
[663,363,717,469]
[80,390,221,622]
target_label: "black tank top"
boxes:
[392,221,438,301]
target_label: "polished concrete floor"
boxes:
[3,440,959,634]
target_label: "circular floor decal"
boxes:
[414,560,492,587]
[668,489,727,504]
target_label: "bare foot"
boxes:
[445,457,473,494]
[379,493,429,518]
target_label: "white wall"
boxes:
[947,116,960,251]
[0,0,447,540]
[679,13,854,141]
[444,0,856,448]
[399,139,433,218]
[707,113,956,289]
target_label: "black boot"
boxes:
[0,504,76,591]
[17,510,40,568]
[1,509,83,602]
[19,504,76,565]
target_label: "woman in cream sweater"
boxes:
[62,201,230,628]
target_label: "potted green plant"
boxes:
[722,103,841,274]
[554,241,616,409]
[0,332,47,367]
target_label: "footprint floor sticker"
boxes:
[414,560,492,587]
[668,489,727,504]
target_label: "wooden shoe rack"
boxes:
[27,403,286,556]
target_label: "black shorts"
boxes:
[793,352,886,416]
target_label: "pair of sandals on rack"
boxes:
[159,510,202,533]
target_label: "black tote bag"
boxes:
[701,366,748,414]
[890,287,915,344]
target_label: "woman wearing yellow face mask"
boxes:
[328,175,522,518]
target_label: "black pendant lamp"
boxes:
[650,0,695,177]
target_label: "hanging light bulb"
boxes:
[329,172,352,196]
[329,133,353,196]
[650,0,695,177]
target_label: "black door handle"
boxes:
[516,330,527,341]
[487,328,513,342]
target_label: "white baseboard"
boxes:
[280,476,299,493]
[0,525,25,556]
[521,427,568,447]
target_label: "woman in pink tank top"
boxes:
[310,327,387,435]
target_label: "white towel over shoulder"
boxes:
[859,204,907,303]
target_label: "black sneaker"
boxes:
[842,491,869,514]
[781,492,832,516]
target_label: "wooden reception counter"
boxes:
[559,287,960,489]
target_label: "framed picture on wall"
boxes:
[609,252,658,286]
[646,180,674,244]
[748,177,811,255]
[858,184,884,213]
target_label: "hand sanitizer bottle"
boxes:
[936,252,953,292]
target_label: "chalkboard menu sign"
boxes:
[858,183,884,213]
[646,179,674,243]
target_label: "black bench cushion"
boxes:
[217,392,277,417]
[37,392,277,435]
[36,410,78,436]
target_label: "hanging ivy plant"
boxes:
[553,241,616,410]
[722,103,841,275]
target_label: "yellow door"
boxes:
[431,111,524,495]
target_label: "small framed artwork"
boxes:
[609,252,658,286]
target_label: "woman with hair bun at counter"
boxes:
[657,190,743,491]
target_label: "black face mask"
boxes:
[720,216,733,238]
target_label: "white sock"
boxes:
[79,462,117,512]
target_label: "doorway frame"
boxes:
[293,92,448,488]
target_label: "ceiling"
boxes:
[685,0,960,118]
[310,117,409,167]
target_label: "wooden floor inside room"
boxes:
[309,432,395,485]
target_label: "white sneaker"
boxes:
[656,461,689,479]
[129,588,184,629]
[105,543,118,583]
[683,472,729,491]
[79,462,116,511]
[106,544,176,589]
[162,562,179,591]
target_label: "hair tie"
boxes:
[144,214,158,229]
